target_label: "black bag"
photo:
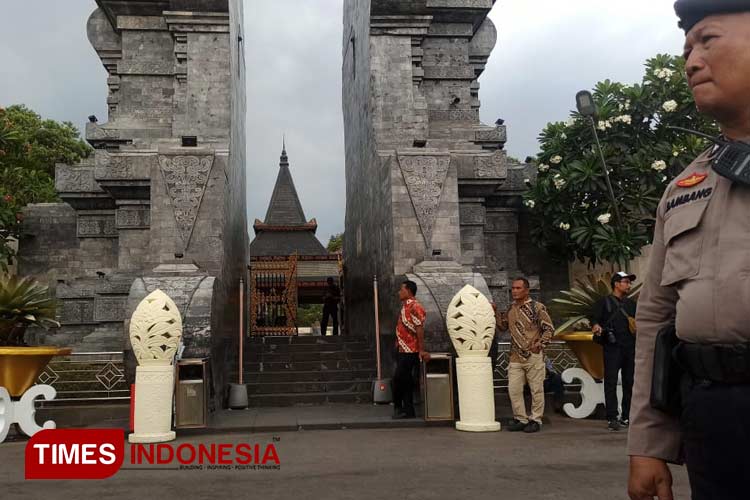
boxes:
[594,296,620,346]
[649,323,683,417]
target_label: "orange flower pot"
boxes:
[554,332,604,380]
[0,346,72,397]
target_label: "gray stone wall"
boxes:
[17,1,248,409]
[19,204,119,282]
[343,0,399,350]
[369,35,427,148]
[343,0,568,353]
[209,0,248,404]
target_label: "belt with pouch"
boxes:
[650,325,750,416]
[674,341,750,384]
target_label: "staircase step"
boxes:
[244,350,374,362]
[244,341,372,353]
[247,391,373,407]
[241,336,377,407]
[247,336,366,345]
[244,359,377,372]
[247,380,373,395]
[238,369,376,384]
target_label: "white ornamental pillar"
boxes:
[447,285,501,432]
[128,290,183,444]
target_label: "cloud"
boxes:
[0,1,107,134]
[481,0,685,159]
[244,0,344,246]
[0,0,687,245]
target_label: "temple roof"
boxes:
[249,231,327,257]
[249,144,328,257]
[262,143,309,226]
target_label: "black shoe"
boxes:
[506,419,527,432]
[392,412,415,420]
[608,419,621,431]
[619,418,629,427]
[523,420,541,433]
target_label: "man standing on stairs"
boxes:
[321,277,341,336]
[392,280,431,419]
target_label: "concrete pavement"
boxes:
[0,416,690,500]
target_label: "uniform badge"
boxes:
[676,173,708,188]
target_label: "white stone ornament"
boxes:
[130,289,183,365]
[129,290,183,444]
[0,385,58,443]
[446,285,500,432]
[561,368,622,419]
[447,285,496,357]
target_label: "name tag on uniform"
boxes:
[665,187,714,214]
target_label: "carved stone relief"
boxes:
[77,214,117,238]
[474,151,508,179]
[157,154,214,250]
[398,154,451,246]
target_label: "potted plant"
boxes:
[549,273,641,380]
[0,275,70,397]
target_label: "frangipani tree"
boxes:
[524,54,719,267]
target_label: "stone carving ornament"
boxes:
[128,290,183,443]
[446,285,500,432]
[474,152,506,179]
[129,289,183,365]
[398,155,450,246]
[158,154,214,250]
[446,284,496,356]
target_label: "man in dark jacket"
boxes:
[591,271,637,431]
[321,277,341,336]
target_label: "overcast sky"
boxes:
[0,0,685,244]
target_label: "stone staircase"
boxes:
[240,336,377,407]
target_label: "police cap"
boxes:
[675,0,750,34]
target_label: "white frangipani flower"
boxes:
[614,115,632,125]
[559,222,571,231]
[655,68,675,80]
[553,174,566,189]
[538,164,550,172]
[651,160,667,171]
[550,155,563,165]
[597,213,612,225]
[597,120,611,131]
[560,132,567,140]
[524,199,536,208]
[565,118,576,127]
[662,100,678,112]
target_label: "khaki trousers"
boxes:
[508,352,545,424]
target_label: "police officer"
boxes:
[628,2,750,499]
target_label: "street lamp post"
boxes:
[575,90,623,227]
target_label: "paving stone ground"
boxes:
[1,415,690,500]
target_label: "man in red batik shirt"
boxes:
[392,280,430,419]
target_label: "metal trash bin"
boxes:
[176,358,209,429]
[421,353,454,421]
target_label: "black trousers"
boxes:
[681,379,750,500]
[321,305,338,336]
[392,352,419,416]
[603,342,635,420]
